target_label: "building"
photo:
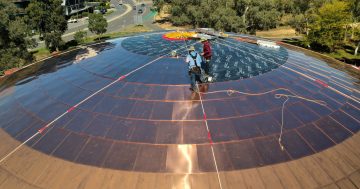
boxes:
[12,0,30,9]
[62,0,90,16]
[12,0,94,16]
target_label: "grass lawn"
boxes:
[281,38,360,66]
[326,49,360,66]
[256,26,299,38]
[83,25,151,43]
[28,25,150,64]
[31,48,51,61]
[328,49,357,59]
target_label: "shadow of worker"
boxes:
[188,83,210,101]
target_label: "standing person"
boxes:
[200,38,212,76]
[185,46,203,92]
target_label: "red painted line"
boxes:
[207,132,213,145]
[118,75,126,81]
[315,79,329,88]
[67,106,77,113]
[38,126,47,134]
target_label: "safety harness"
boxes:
[190,52,201,74]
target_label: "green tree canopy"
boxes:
[165,0,283,32]
[0,0,34,74]
[74,30,87,44]
[26,0,67,51]
[88,13,108,38]
[307,0,351,51]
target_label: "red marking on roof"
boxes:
[51,51,61,56]
[315,79,329,88]
[67,106,77,113]
[207,132,213,144]
[4,68,19,76]
[234,37,257,44]
[118,75,126,81]
[38,126,47,134]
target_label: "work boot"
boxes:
[189,87,199,93]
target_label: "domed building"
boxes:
[0,31,359,189]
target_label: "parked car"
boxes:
[67,18,78,23]
[138,9,143,14]
[100,8,107,14]
[141,3,145,7]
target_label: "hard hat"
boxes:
[200,38,207,42]
[188,46,195,51]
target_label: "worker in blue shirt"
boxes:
[185,46,203,92]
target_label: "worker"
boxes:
[185,46,203,92]
[200,38,212,76]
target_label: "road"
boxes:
[62,3,132,41]
[34,0,159,47]
[65,1,127,35]
[103,0,162,33]
[62,0,160,42]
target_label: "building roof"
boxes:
[0,31,359,188]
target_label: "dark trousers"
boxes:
[189,71,202,90]
[202,58,211,75]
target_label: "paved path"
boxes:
[62,3,133,41]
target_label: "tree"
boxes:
[348,0,360,39]
[153,0,166,12]
[74,30,87,44]
[88,13,108,40]
[210,7,244,32]
[306,0,351,52]
[234,0,251,26]
[234,0,281,33]
[288,14,307,34]
[26,0,67,51]
[274,0,294,14]
[0,0,34,75]
[168,0,245,32]
[353,27,360,55]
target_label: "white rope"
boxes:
[200,88,327,151]
[279,97,289,150]
[196,84,224,189]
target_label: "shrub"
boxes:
[74,30,87,44]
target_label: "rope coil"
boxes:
[200,88,327,151]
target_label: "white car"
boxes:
[67,18,78,23]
